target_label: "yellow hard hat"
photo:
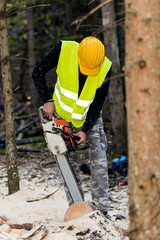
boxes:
[78,36,105,76]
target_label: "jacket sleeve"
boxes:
[82,67,112,133]
[32,41,62,103]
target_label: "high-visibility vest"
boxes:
[53,41,112,128]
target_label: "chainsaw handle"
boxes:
[69,133,80,141]
[59,128,90,151]
[60,128,80,141]
[38,106,53,124]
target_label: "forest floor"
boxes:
[0,104,129,239]
[0,149,129,240]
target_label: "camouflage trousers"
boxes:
[63,114,109,212]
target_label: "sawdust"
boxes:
[0,155,129,239]
[47,211,129,240]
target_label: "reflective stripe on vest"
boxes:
[53,41,112,127]
[55,79,93,117]
[55,84,73,113]
[57,77,77,100]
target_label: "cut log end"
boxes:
[64,202,103,222]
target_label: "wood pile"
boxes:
[0,210,129,240]
[0,217,47,240]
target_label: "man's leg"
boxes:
[87,114,109,212]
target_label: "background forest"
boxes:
[1,1,159,239]
[0,0,126,155]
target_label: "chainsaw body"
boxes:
[38,106,78,156]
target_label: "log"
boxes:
[64,202,103,222]
[64,202,93,222]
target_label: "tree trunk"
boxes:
[125,0,160,239]
[0,0,20,194]
[101,0,126,153]
[26,2,38,105]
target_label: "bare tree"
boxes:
[26,1,38,105]
[0,0,19,194]
[125,0,160,239]
[101,0,126,153]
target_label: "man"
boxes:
[32,36,112,217]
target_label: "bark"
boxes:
[125,0,160,239]
[0,0,19,194]
[101,0,126,153]
[26,2,38,105]
[65,0,72,35]
[114,0,125,70]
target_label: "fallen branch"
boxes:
[26,185,63,202]
[17,148,40,153]
[0,139,43,150]
[15,118,39,136]
[17,140,44,145]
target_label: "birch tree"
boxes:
[125,0,160,239]
[101,0,126,153]
[0,0,19,194]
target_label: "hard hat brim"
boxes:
[79,64,101,76]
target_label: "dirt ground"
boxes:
[0,150,129,239]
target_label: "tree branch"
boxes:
[7,4,51,17]
[71,0,112,31]
[93,17,125,36]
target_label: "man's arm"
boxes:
[32,41,62,103]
